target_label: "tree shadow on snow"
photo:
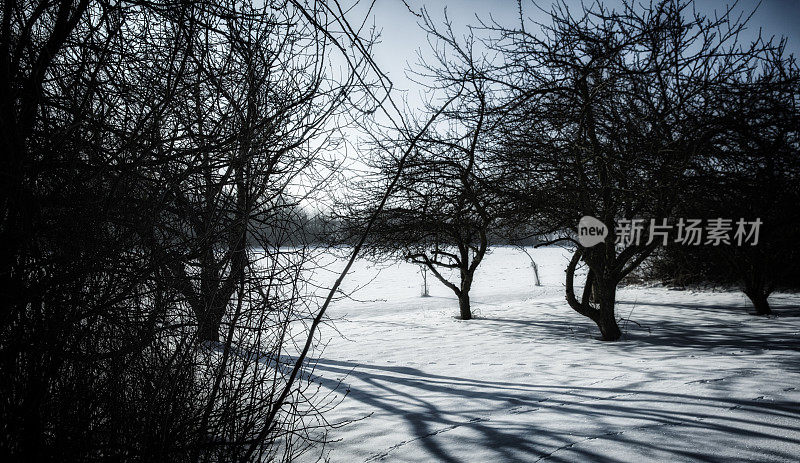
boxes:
[310,295,800,462]
[311,356,800,462]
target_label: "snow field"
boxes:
[302,247,800,462]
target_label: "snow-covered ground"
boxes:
[305,247,800,462]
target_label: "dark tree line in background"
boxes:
[650,46,800,315]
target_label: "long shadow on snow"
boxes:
[311,356,800,462]
[477,299,800,355]
[309,294,800,461]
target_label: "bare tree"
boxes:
[652,45,800,314]
[346,13,503,320]
[484,0,781,340]
[0,0,387,460]
[150,0,365,343]
[368,126,495,320]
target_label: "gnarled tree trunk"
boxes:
[565,249,622,341]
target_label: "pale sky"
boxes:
[362,0,800,106]
[307,0,800,211]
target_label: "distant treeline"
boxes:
[250,207,544,247]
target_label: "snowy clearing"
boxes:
[304,247,800,462]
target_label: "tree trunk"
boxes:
[459,269,473,320]
[421,266,430,297]
[743,272,772,316]
[197,321,219,343]
[197,308,223,342]
[595,282,621,341]
[458,293,472,320]
[746,290,772,315]
[565,251,622,341]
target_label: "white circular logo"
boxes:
[577,215,608,247]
